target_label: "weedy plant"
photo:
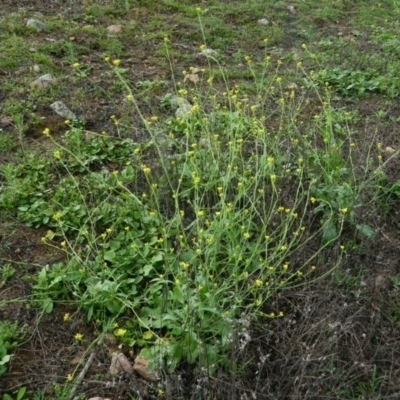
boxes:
[0,12,386,375]
[0,321,25,378]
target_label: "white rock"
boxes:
[198,48,217,57]
[257,18,270,26]
[107,25,122,33]
[385,146,396,156]
[31,74,54,88]
[49,101,77,120]
[26,19,45,32]
[170,97,193,118]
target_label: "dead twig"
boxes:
[67,350,96,400]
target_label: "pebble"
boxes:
[31,74,54,88]
[258,18,270,26]
[26,19,45,32]
[49,101,77,120]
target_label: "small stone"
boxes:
[30,64,40,72]
[0,117,13,127]
[198,48,217,57]
[133,356,159,382]
[176,102,193,118]
[385,146,396,156]
[31,74,54,88]
[107,25,122,34]
[374,274,387,291]
[170,97,193,118]
[183,73,199,84]
[257,18,270,26]
[26,19,46,32]
[49,101,77,120]
[109,352,134,374]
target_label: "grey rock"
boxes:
[109,352,134,374]
[31,74,54,88]
[50,101,77,120]
[170,97,193,118]
[26,19,46,32]
[257,18,270,26]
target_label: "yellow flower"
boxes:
[141,164,151,174]
[340,208,348,214]
[53,212,63,221]
[126,94,133,101]
[113,59,121,67]
[310,197,316,204]
[104,56,110,62]
[197,210,204,217]
[74,333,83,341]
[270,174,277,182]
[42,128,50,137]
[115,328,127,337]
[67,374,73,382]
[243,232,251,239]
[52,150,61,159]
[255,279,263,287]
[301,43,307,49]
[72,63,80,69]
[60,241,66,248]
[63,313,70,321]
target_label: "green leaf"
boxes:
[103,250,116,262]
[0,354,11,365]
[322,219,337,246]
[43,298,53,313]
[172,286,184,304]
[17,387,27,400]
[356,223,375,239]
[142,331,153,340]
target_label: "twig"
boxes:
[67,350,96,400]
